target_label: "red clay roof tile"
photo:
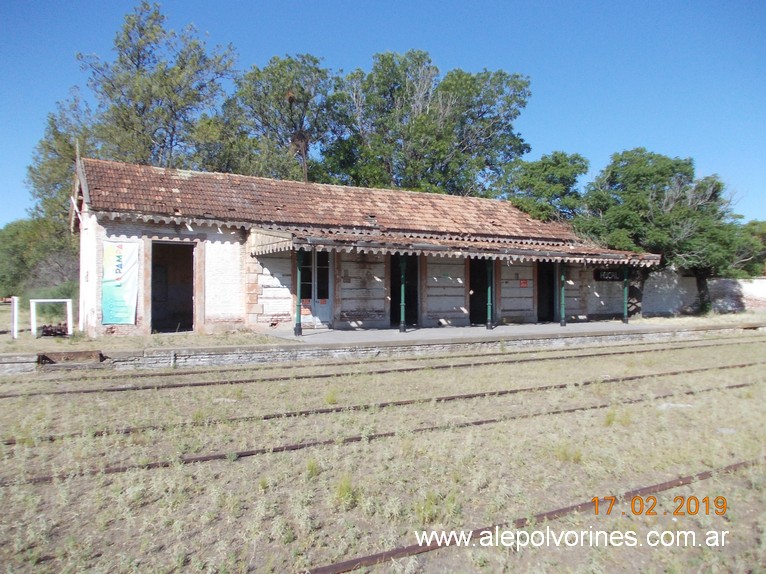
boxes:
[80,158,579,243]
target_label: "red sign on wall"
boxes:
[519,279,529,288]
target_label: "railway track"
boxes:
[3,369,759,487]
[1,336,763,399]
[307,456,766,574]
[4,360,764,447]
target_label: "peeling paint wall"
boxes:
[338,252,387,328]
[204,236,245,325]
[252,253,293,326]
[79,218,252,337]
[499,262,535,323]
[643,270,697,316]
[424,257,468,326]
[78,207,100,337]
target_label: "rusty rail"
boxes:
[3,378,758,487]
[3,360,764,447]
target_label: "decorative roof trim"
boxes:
[249,229,661,267]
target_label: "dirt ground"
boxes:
[0,333,764,572]
[0,303,287,354]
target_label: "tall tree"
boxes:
[740,220,766,276]
[78,1,235,167]
[505,151,589,221]
[232,54,334,182]
[26,92,95,226]
[576,148,748,312]
[322,50,531,196]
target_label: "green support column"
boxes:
[486,259,493,329]
[559,264,567,327]
[623,267,629,324]
[399,256,407,332]
[294,250,304,337]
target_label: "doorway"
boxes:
[537,261,556,322]
[469,258,492,325]
[390,254,419,327]
[299,250,333,327]
[151,243,194,332]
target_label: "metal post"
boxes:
[559,264,566,327]
[486,259,493,329]
[294,250,304,337]
[623,267,629,324]
[399,256,407,332]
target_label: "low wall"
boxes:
[642,272,766,316]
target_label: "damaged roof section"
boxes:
[76,157,661,267]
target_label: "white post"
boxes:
[11,296,19,339]
[30,300,37,338]
[66,300,73,336]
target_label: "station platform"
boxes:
[2,316,764,374]
[275,316,766,346]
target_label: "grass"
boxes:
[0,335,764,572]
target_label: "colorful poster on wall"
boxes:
[102,240,139,324]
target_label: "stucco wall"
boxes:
[499,262,535,323]
[204,236,245,324]
[337,252,387,328]
[253,253,293,326]
[424,257,468,326]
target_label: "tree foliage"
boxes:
[231,54,334,182]
[575,148,754,310]
[78,0,234,168]
[322,50,531,195]
[505,151,589,221]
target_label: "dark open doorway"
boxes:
[390,254,419,327]
[469,258,492,325]
[537,261,556,322]
[151,243,194,332]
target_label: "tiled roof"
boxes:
[77,157,660,266]
[78,158,579,243]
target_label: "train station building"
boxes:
[71,157,660,337]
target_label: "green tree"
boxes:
[577,148,750,312]
[26,92,95,226]
[231,54,334,182]
[505,151,589,221]
[78,1,235,167]
[323,50,531,196]
[0,218,77,297]
[737,220,766,277]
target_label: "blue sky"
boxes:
[1,0,764,227]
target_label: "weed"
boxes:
[334,474,358,510]
[191,409,206,425]
[325,388,339,405]
[605,406,632,427]
[553,442,583,464]
[414,491,441,524]
[305,458,320,479]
